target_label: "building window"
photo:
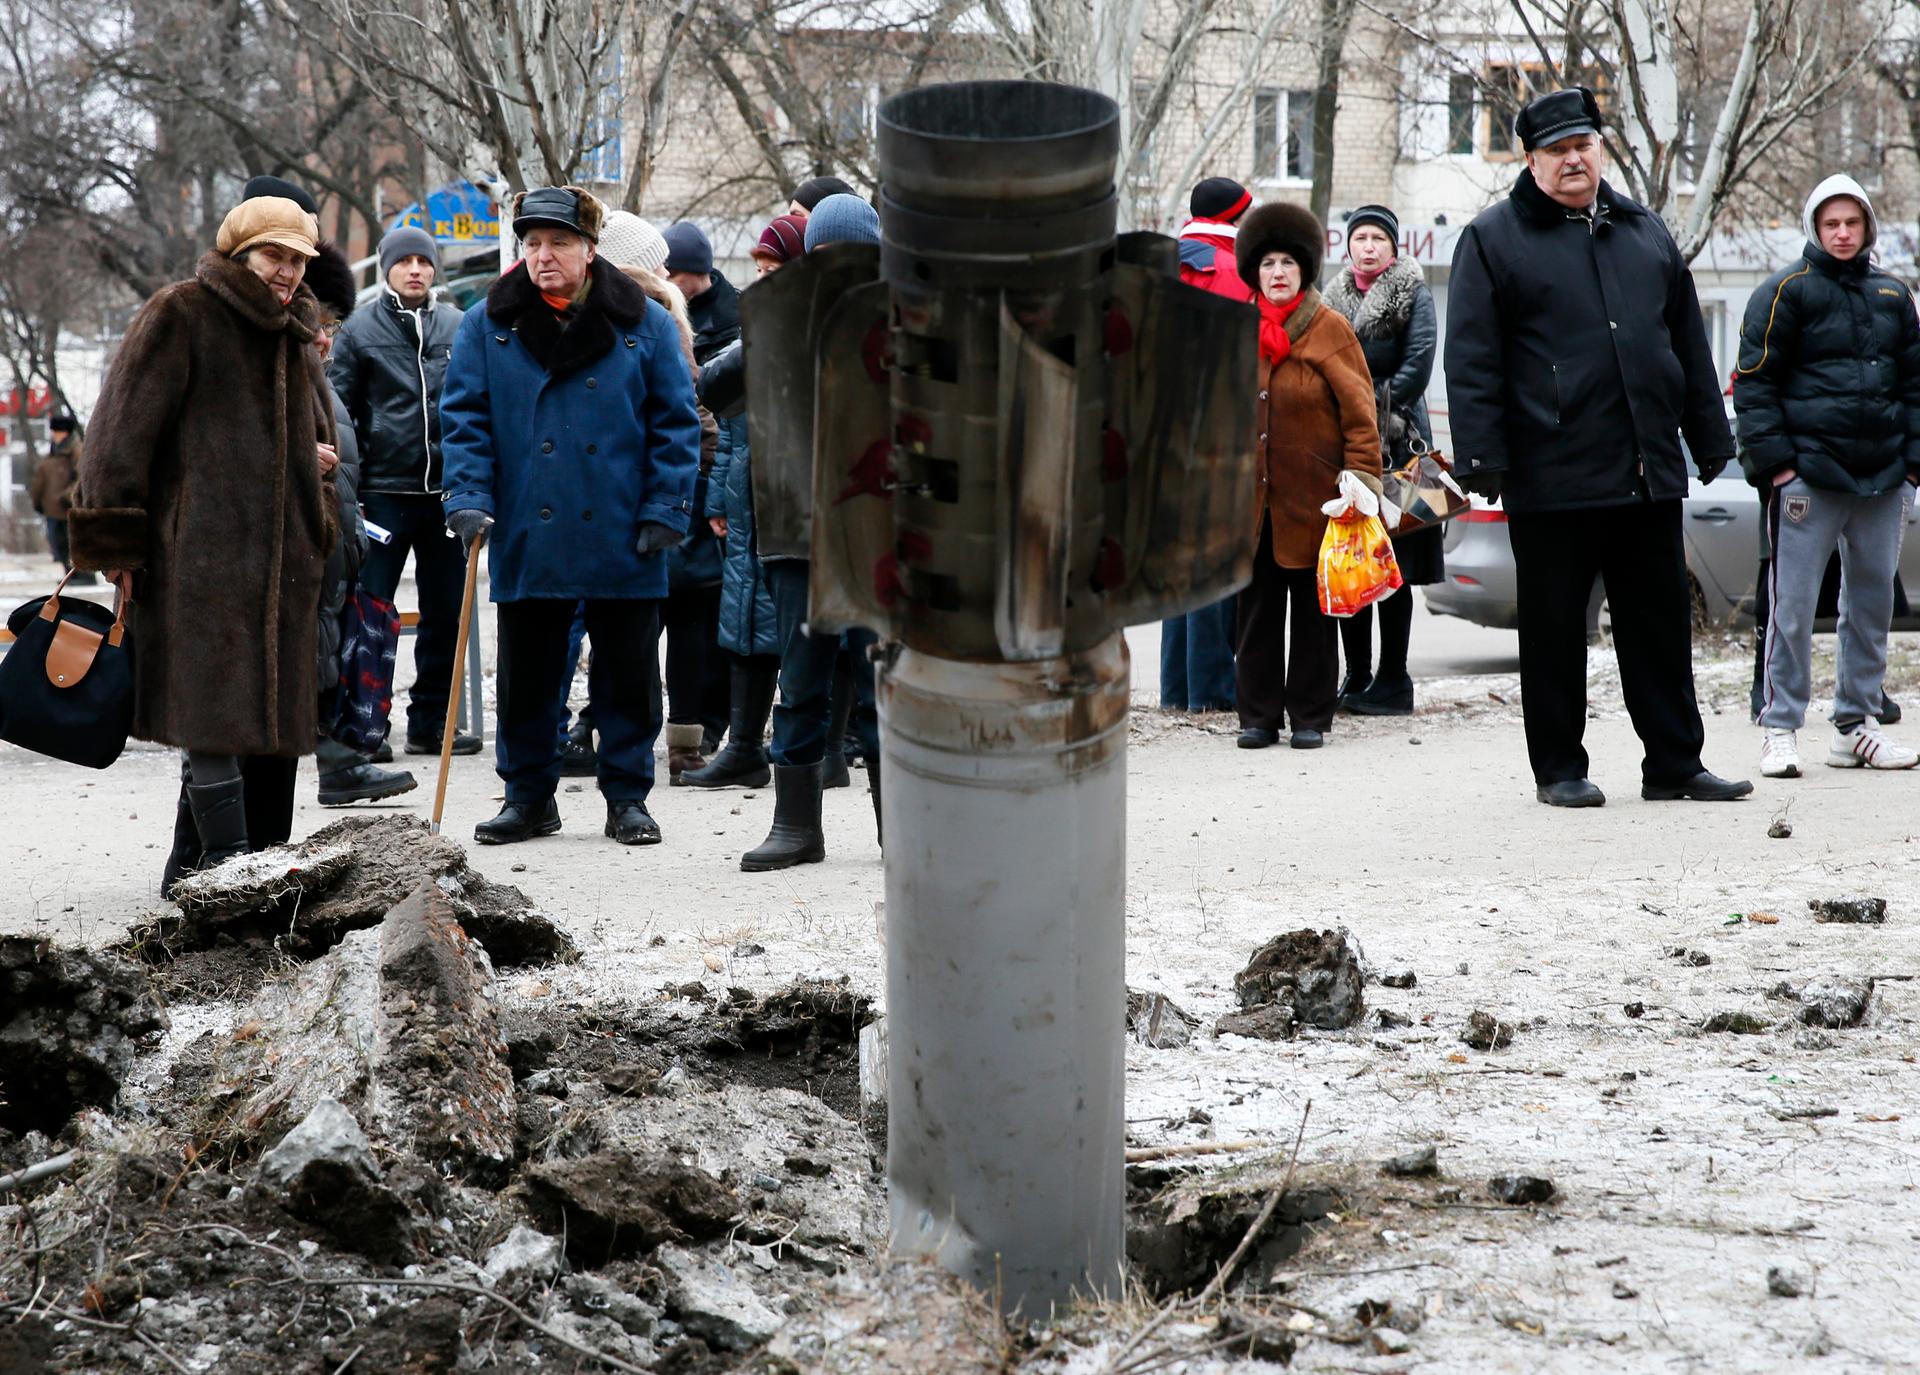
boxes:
[826,81,877,146]
[1446,74,1477,155]
[1254,88,1318,182]
[1482,63,1612,162]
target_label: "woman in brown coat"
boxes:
[1232,202,1382,750]
[70,195,337,877]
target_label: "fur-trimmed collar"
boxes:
[1283,288,1322,344]
[1325,258,1424,340]
[487,256,651,378]
[195,251,319,342]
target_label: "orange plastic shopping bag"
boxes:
[1316,472,1404,618]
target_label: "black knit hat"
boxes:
[305,241,359,321]
[1191,176,1252,222]
[1236,202,1324,292]
[242,175,319,216]
[793,176,858,212]
[1345,204,1400,247]
[48,410,76,433]
[1514,88,1602,152]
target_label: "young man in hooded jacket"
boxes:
[1734,174,1920,777]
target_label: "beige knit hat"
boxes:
[216,196,320,259]
[596,211,670,274]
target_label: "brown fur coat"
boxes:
[70,252,337,756]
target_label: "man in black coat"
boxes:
[1444,87,1751,807]
[329,225,473,758]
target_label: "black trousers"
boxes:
[497,598,663,805]
[663,582,729,736]
[1236,517,1338,734]
[1507,500,1705,787]
[765,561,879,767]
[359,492,467,740]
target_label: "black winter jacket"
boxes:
[1444,172,1732,513]
[328,289,464,494]
[1732,244,1920,495]
[687,270,742,366]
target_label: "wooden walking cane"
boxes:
[431,527,488,835]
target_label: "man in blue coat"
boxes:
[440,186,701,845]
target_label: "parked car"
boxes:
[1422,473,1920,631]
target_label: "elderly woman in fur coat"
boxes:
[1326,205,1442,716]
[1233,201,1383,752]
[70,194,337,880]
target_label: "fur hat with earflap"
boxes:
[510,185,607,242]
[1236,202,1325,295]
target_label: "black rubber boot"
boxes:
[823,661,854,789]
[185,778,249,872]
[684,662,775,789]
[740,763,826,872]
[160,759,201,898]
[1347,673,1414,716]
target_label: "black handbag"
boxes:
[0,571,135,769]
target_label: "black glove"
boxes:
[634,522,683,555]
[1695,455,1730,486]
[1458,468,1504,502]
[446,509,493,548]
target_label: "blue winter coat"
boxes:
[439,259,700,602]
[706,405,781,657]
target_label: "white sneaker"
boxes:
[1828,722,1920,770]
[1760,728,1801,778]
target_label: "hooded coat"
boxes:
[69,252,338,756]
[1732,174,1920,495]
[438,257,701,603]
[1443,170,1732,513]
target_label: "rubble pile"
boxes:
[1215,928,1367,1040]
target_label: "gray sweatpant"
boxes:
[1758,478,1910,730]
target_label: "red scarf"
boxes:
[1257,292,1305,365]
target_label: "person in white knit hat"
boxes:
[578,211,727,783]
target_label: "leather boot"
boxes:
[664,723,706,786]
[740,763,826,872]
[160,759,201,898]
[683,662,775,789]
[185,778,249,873]
[475,796,562,845]
[558,712,597,778]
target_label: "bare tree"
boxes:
[1374,0,1888,259]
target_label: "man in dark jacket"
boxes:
[440,185,701,846]
[29,411,81,571]
[1735,174,1920,777]
[329,224,473,758]
[1444,87,1751,807]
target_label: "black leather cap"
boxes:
[513,187,590,239]
[1514,88,1602,152]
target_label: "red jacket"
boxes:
[1178,219,1252,303]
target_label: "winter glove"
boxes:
[446,509,493,548]
[1458,468,1504,503]
[1695,454,1730,486]
[634,522,683,555]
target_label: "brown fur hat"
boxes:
[510,185,606,242]
[1236,201,1325,292]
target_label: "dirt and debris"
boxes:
[1768,1265,1810,1298]
[1666,946,1712,966]
[125,814,577,994]
[1700,1010,1773,1035]
[1382,1144,1439,1178]
[1769,976,1875,1028]
[0,937,168,1135]
[1807,896,1888,925]
[1129,990,1200,1048]
[189,882,519,1178]
[1487,1174,1556,1206]
[525,1151,740,1262]
[1462,1009,1515,1050]
[1216,929,1365,1039]
[1378,968,1417,988]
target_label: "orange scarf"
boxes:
[1257,292,1305,365]
[539,290,575,313]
